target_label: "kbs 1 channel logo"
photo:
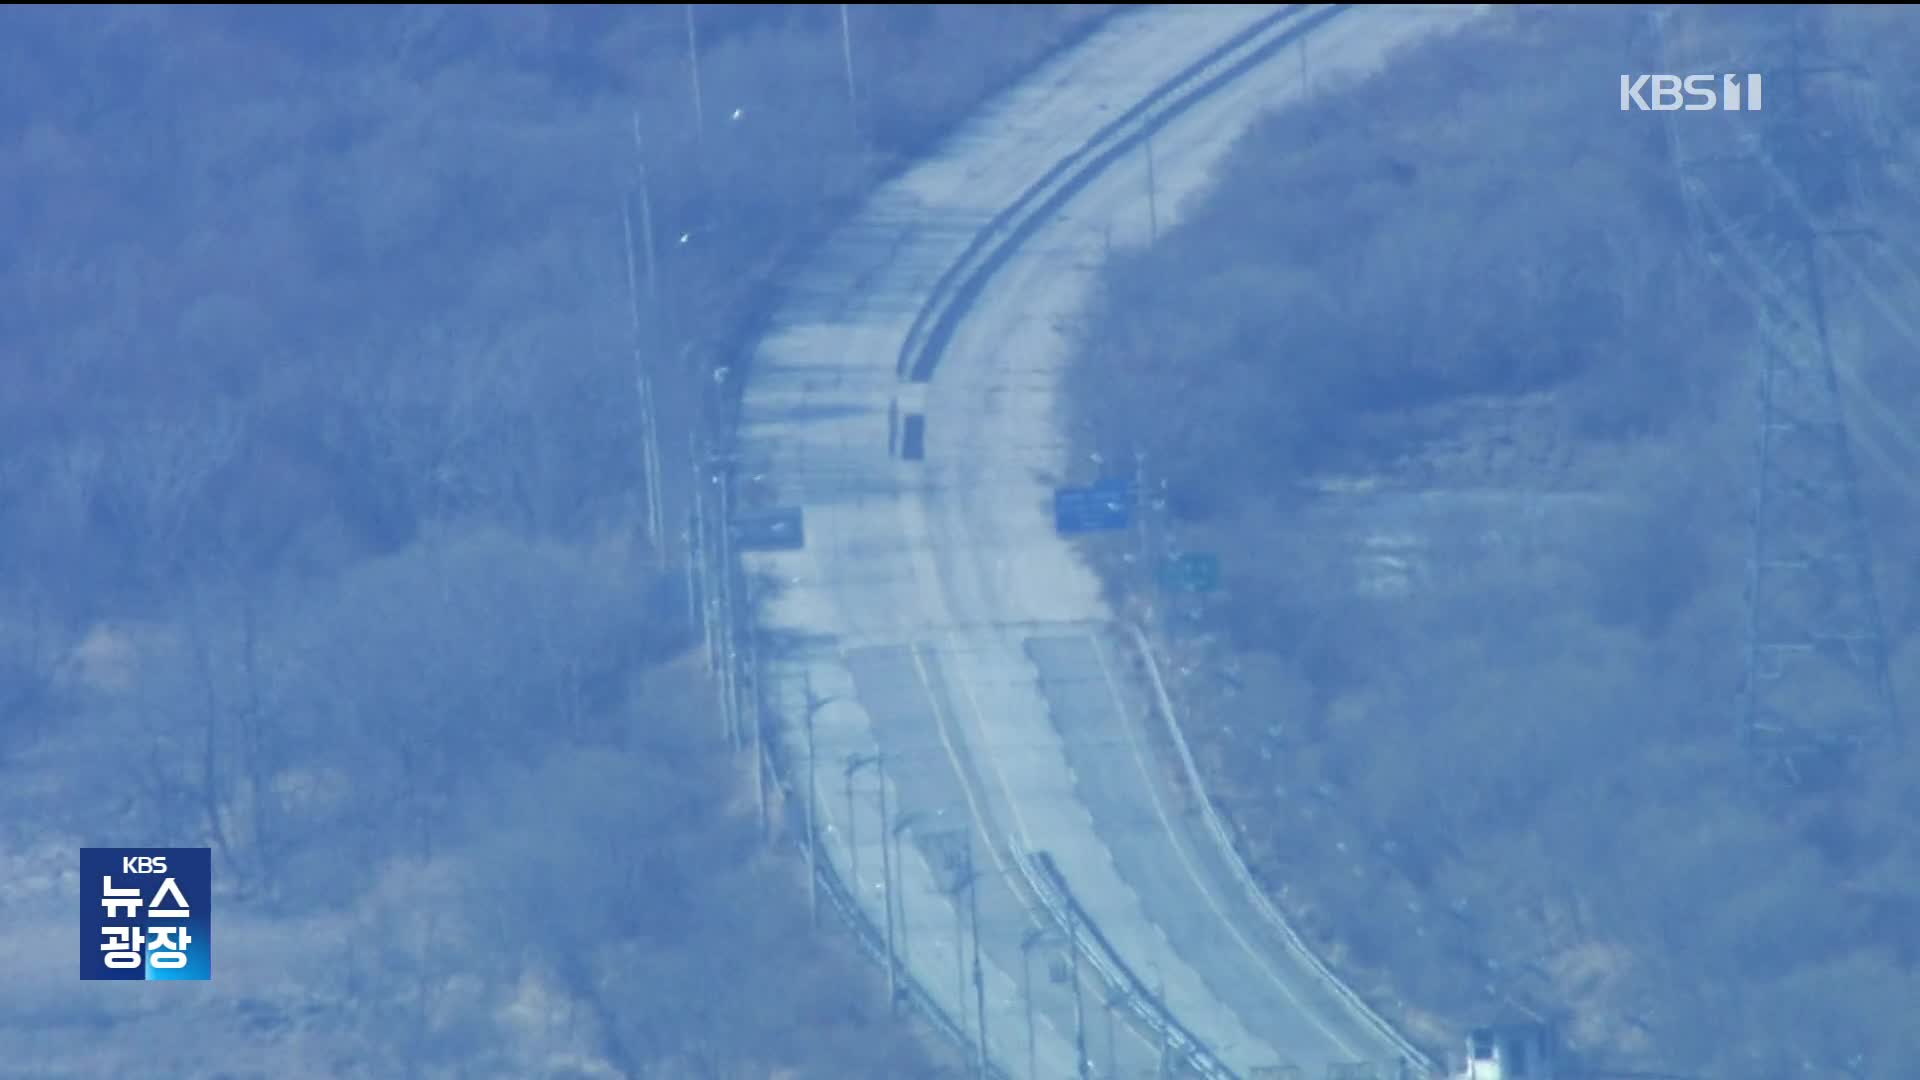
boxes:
[80,848,212,981]
[1620,73,1763,112]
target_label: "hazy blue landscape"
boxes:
[7,4,1920,1079]
[1066,6,1920,1077]
[0,6,1108,1075]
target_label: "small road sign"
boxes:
[731,507,805,551]
[1054,478,1134,534]
[1159,553,1219,593]
[900,413,926,461]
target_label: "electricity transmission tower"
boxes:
[1660,5,1900,790]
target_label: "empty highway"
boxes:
[735,6,1489,1076]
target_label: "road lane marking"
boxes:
[909,638,1169,1069]
[1087,630,1363,1061]
[944,631,1044,855]
[837,645,1065,1065]
[939,629,1175,1063]
[807,707,1065,1067]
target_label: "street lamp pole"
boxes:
[630,112,658,303]
[1068,904,1089,1080]
[685,4,706,137]
[845,752,896,1012]
[1104,990,1120,1078]
[1022,938,1037,1080]
[687,432,711,677]
[1154,967,1173,1079]
[952,872,970,1059]
[1145,134,1160,243]
[932,828,987,1080]
[706,454,738,750]
[803,686,845,928]
[1020,928,1061,1080]
[839,4,858,121]
[682,503,699,630]
[1134,447,1150,573]
[891,812,924,976]
[878,753,897,1014]
[742,579,765,837]
[966,841,988,1078]
[844,758,861,885]
[806,699,818,924]
[623,112,665,566]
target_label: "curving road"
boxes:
[737,5,1488,1076]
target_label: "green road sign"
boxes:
[1159,553,1219,593]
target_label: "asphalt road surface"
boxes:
[738,5,1489,1076]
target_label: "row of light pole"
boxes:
[831,744,1153,1080]
[810,728,1004,1078]
[1021,921,1090,1080]
[798,678,1168,1080]
[844,750,899,1013]
[798,689,1190,1080]
[652,0,883,773]
[678,4,861,143]
[954,840,990,1077]
[1026,882,1179,1080]
[654,5,871,835]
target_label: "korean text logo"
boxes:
[80,848,212,981]
[1620,74,1763,112]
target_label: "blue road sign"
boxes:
[1054,479,1134,534]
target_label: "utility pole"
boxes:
[1020,929,1046,1080]
[967,839,988,1078]
[1153,968,1172,1079]
[1133,448,1150,573]
[891,812,922,977]
[745,579,766,834]
[681,512,699,630]
[1103,992,1119,1078]
[839,4,859,131]
[639,371,666,560]
[1145,135,1159,243]
[805,690,820,925]
[932,827,989,1079]
[845,750,899,1014]
[803,685,845,928]
[1067,902,1089,1080]
[954,883,970,1070]
[685,4,706,137]
[621,196,640,319]
[878,753,897,1014]
[629,113,659,304]
[621,199,660,558]
[621,128,665,562]
[844,753,867,885]
[688,431,715,679]
[715,458,740,751]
